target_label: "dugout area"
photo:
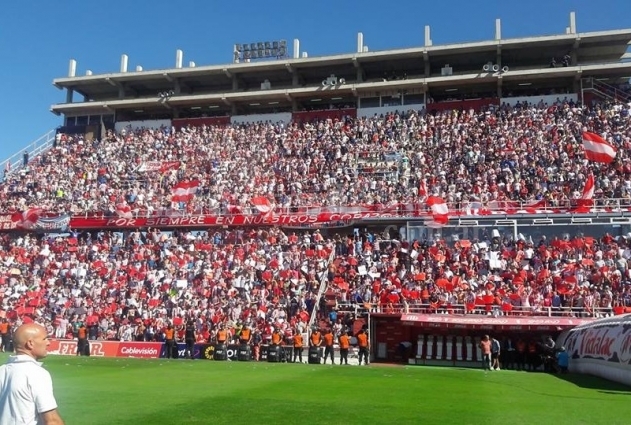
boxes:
[370,313,580,367]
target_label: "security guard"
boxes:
[239,324,252,345]
[338,330,350,365]
[293,330,304,363]
[322,328,335,365]
[216,324,229,345]
[164,324,176,359]
[357,328,369,365]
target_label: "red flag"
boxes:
[582,132,617,163]
[115,203,133,219]
[251,196,273,213]
[574,174,595,213]
[426,196,449,226]
[172,180,200,202]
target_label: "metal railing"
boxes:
[308,249,336,330]
[1,130,57,177]
[70,196,631,220]
[335,302,620,319]
[582,78,631,103]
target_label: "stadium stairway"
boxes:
[1,129,57,178]
[582,77,631,103]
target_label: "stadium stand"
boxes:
[2,19,631,350]
[2,99,631,218]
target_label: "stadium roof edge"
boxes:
[52,28,631,87]
[50,61,631,115]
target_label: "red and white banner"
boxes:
[172,180,200,202]
[426,196,449,227]
[400,313,595,331]
[575,174,595,213]
[582,132,617,163]
[137,161,181,173]
[1,198,631,231]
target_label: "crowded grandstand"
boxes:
[1,19,631,365]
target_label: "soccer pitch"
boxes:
[3,355,630,425]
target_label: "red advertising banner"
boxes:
[400,314,595,331]
[3,200,630,231]
[68,210,405,229]
[116,342,162,358]
[47,340,162,359]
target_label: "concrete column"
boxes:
[65,88,74,103]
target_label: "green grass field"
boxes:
[2,354,630,425]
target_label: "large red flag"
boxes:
[172,180,200,202]
[582,132,617,163]
[426,196,449,226]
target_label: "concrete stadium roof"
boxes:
[51,29,631,115]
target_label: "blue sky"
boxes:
[0,0,629,162]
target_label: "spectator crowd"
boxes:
[0,97,631,344]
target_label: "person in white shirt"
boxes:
[0,323,65,425]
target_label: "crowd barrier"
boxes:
[48,339,302,361]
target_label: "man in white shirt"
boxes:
[0,323,65,425]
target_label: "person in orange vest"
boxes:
[0,319,9,353]
[239,324,252,345]
[216,325,229,345]
[271,327,283,346]
[292,330,304,363]
[310,327,323,363]
[357,328,369,366]
[322,328,335,365]
[164,324,176,359]
[338,329,350,365]
[76,323,88,357]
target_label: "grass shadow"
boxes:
[552,372,631,393]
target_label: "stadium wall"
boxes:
[500,93,578,107]
[231,112,292,125]
[556,314,631,387]
[357,104,425,118]
[172,116,231,129]
[114,119,172,133]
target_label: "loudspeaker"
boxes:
[214,343,228,361]
[492,64,500,72]
[238,344,251,361]
[267,345,281,363]
[308,346,321,364]
[502,66,509,73]
[339,78,346,84]
[483,64,491,72]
